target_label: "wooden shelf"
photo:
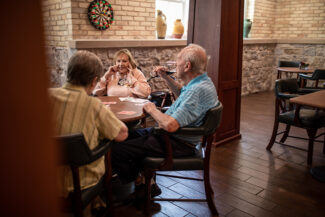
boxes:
[68,39,187,49]
[244,38,325,44]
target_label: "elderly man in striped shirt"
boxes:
[49,50,128,197]
[112,44,219,195]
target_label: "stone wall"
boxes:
[49,46,185,91]
[275,43,325,69]
[242,43,276,95]
[274,43,325,87]
[242,42,325,95]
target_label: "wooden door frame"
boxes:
[188,0,244,145]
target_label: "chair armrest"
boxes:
[153,127,206,136]
[293,105,303,127]
[90,139,112,162]
[298,88,322,94]
[299,73,312,79]
[277,93,299,100]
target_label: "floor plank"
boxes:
[112,91,325,217]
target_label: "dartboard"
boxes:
[88,0,114,30]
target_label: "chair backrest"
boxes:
[311,69,325,80]
[55,133,111,167]
[200,102,223,135]
[278,60,300,67]
[275,79,299,99]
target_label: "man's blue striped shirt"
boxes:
[165,73,219,146]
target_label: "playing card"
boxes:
[102,101,117,105]
[117,111,137,115]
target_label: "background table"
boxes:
[290,90,325,182]
[98,96,146,123]
[276,67,314,79]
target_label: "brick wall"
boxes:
[71,0,156,40]
[249,0,325,39]
[42,0,156,48]
[42,0,73,47]
[273,0,325,39]
[249,0,275,38]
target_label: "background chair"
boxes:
[299,69,325,88]
[277,60,300,79]
[267,79,325,165]
[149,90,175,112]
[56,133,113,217]
[142,103,223,216]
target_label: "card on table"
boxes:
[117,111,137,115]
[102,101,117,105]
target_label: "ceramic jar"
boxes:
[172,19,184,39]
[243,19,252,38]
[156,10,167,39]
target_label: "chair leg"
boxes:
[104,150,114,217]
[280,124,291,143]
[267,117,279,150]
[144,170,155,216]
[323,134,325,155]
[306,129,317,165]
[204,171,218,216]
[203,136,218,216]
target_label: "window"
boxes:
[156,0,189,39]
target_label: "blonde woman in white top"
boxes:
[93,49,151,98]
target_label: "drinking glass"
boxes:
[150,61,177,79]
[165,61,176,75]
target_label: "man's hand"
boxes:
[153,66,169,79]
[143,102,157,115]
[143,102,180,132]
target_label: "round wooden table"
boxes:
[97,96,146,123]
[276,67,314,79]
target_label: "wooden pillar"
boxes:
[0,2,60,217]
[188,0,244,145]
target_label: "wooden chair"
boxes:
[299,69,325,88]
[149,90,175,112]
[278,60,300,79]
[267,79,325,165]
[55,133,113,217]
[142,103,223,216]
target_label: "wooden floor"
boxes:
[113,91,325,217]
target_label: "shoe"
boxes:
[91,206,106,217]
[134,200,161,212]
[134,183,162,199]
[151,183,162,198]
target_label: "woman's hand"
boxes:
[127,68,137,87]
[93,86,106,96]
[99,77,108,87]
[105,65,119,79]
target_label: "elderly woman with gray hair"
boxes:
[93,49,151,98]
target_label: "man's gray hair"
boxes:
[67,50,103,86]
[178,44,208,74]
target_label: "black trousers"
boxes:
[111,127,196,184]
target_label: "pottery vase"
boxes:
[156,10,167,39]
[243,19,252,38]
[172,19,184,39]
